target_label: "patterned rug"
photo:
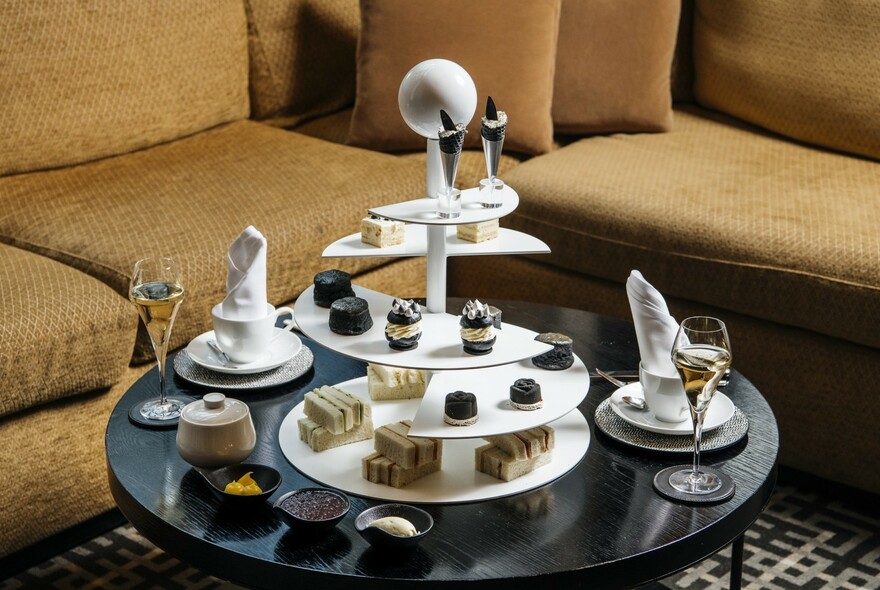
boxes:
[3,482,879,589]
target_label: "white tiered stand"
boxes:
[279,184,591,503]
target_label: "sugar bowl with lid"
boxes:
[176,393,256,468]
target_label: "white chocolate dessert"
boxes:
[367,364,426,400]
[457,219,499,243]
[361,215,404,247]
[303,385,368,435]
[374,420,442,470]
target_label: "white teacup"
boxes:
[211,303,295,363]
[639,362,689,423]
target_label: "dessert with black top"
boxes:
[329,296,373,335]
[385,298,422,350]
[509,378,543,411]
[531,332,574,370]
[444,391,478,426]
[313,269,355,308]
[459,299,496,355]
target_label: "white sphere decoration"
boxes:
[398,59,477,139]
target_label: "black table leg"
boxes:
[730,534,745,590]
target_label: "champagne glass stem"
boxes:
[691,409,706,479]
[156,348,168,406]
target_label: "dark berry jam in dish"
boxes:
[280,489,348,521]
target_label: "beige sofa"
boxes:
[1,0,878,563]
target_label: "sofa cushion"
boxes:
[0,245,137,418]
[0,121,425,361]
[0,0,249,176]
[245,0,359,125]
[693,0,880,162]
[553,0,680,135]
[348,0,561,156]
[501,106,880,349]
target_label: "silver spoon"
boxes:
[621,395,648,410]
[206,338,238,368]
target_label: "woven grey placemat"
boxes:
[594,398,749,453]
[173,345,314,390]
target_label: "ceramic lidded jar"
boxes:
[176,393,256,468]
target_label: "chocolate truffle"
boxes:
[459,299,496,355]
[531,332,574,370]
[329,296,373,335]
[385,298,422,350]
[444,391,478,426]
[509,378,543,411]
[313,269,355,308]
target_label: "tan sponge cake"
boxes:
[299,415,374,452]
[367,363,427,400]
[303,385,368,435]
[362,452,442,488]
[374,420,442,469]
[457,219,499,243]
[476,425,554,481]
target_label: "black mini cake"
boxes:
[509,378,543,411]
[444,391,478,426]
[531,332,574,370]
[385,298,422,350]
[329,296,373,335]
[313,269,356,308]
[459,299,496,355]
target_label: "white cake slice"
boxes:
[367,364,427,400]
[361,216,405,247]
[457,219,499,243]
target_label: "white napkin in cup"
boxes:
[626,270,679,378]
[221,226,267,320]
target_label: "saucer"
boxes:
[609,383,735,435]
[187,329,301,375]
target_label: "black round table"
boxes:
[107,300,778,589]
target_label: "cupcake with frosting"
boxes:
[385,298,422,350]
[459,299,496,355]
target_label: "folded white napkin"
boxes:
[221,226,267,320]
[626,270,680,377]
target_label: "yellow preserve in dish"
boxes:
[224,471,263,495]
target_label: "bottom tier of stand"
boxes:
[278,377,591,504]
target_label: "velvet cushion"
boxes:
[348,0,561,156]
[694,0,880,162]
[0,0,249,176]
[553,0,680,135]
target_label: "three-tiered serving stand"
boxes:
[278,182,592,504]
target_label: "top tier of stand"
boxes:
[368,185,519,225]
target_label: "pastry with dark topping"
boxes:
[509,378,543,410]
[385,298,422,350]
[531,332,574,370]
[444,391,478,426]
[329,296,373,335]
[313,269,355,308]
[459,299,496,355]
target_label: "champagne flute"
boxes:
[129,257,187,421]
[668,316,733,494]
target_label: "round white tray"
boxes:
[278,377,591,504]
[293,284,552,371]
[367,185,519,226]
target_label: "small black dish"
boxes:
[195,463,282,506]
[355,503,433,549]
[273,488,350,531]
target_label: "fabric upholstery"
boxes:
[694,0,880,162]
[0,121,425,362]
[0,364,148,557]
[245,0,359,125]
[0,0,249,176]
[553,0,679,134]
[348,0,561,155]
[498,106,880,349]
[0,245,137,418]
[448,255,880,494]
[670,0,695,103]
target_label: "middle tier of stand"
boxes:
[294,284,553,371]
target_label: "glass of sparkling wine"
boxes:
[668,316,733,494]
[129,257,187,421]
